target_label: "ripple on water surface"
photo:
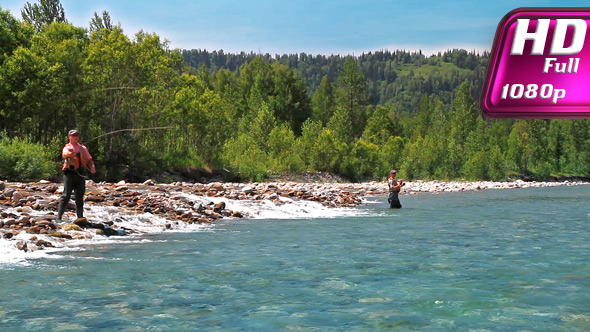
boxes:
[0,186,589,330]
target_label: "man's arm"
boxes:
[80,146,96,174]
[62,145,75,159]
[86,158,96,174]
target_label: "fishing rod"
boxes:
[88,126,173,142]
[64,126,174,179]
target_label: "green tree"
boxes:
[335,57,368,138]
[327,106,354,145]
[461,118,506,180]
[0,22,87,143]
[269,62,311,134]
[361,104,399,144]
[21,0,66,32]
[268,123,303,171]
[296,119,324,169]
[506,120,535,174]
[449,81,478,147]
[311,75,335,126]
[222,103,278,180]
[89,10,114,32]
[0,7,33,63]
[558,119,590,174]
[310,128,349,174]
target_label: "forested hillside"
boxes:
[1,1,589,182]
[182,48,488,112]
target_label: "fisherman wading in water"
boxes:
[387,169,404,209]
[57,130,96,222]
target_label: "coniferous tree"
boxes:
[336,58,368,138]
[21,0,66,32]
[311,75,335,126]
[89,10,114,32]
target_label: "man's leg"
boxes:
[74,175,86,218]
[57,172,74,221]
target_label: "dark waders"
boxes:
[388,190,402,209]
[57,169,86,220]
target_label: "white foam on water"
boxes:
[1,193,377,265]
[0,203,213,265]
[0,238,51,266]
[178,193,379,220]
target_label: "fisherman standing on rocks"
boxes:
[57,129,96,222]
[387,169,404,209]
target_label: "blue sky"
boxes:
[1,0,588,55]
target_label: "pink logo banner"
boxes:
[480,8,590,118]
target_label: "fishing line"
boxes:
[59,126,174,179]
[88,126,173,142]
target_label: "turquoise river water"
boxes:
[0,185,589,331]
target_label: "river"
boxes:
[1,185,589,330]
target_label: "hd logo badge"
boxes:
[480,8,590,118]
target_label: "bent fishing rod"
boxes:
[88,126,173,142]
[67,126,174,179]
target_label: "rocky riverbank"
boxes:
[1,179,589,254]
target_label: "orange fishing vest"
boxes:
[62,144,88,171]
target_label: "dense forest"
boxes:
[1,0,590,183]
[182,48,488,112]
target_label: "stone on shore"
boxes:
[49,231,73,239]
[74,218,90,228]
[2,178,589,255]
[63,224,82,231]
[36,239,54,248]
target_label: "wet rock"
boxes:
[232,211,243,218]
[36,220,57,230]
[4,218,16,227]
[12,191,23,203]
[65,201,76,210]
[86,195,105,202]
[36,240,54,248]
[103,227,122,236]
[3,232,13,239]
[16,240,28,252]
[88,222,105,230]
[143,179,155,185]
[17,216,31,226]
[26,226,41,234]
[62,224,82,231]
[4,188,15,198]
[242,186,255,194]
[209,182,224,192]
[0,182,5,191]
[49,231,72,239]
[47,184,58,193]
[213,201,226,212]
[74,217,90,228]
